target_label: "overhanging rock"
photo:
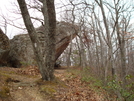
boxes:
[10,21,77,66]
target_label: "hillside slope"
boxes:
[0,66,115,101]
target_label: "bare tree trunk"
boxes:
[76,37,82,66]
[66,1,76,68]
[79,33,86,68]
[95,0,115,81]
[113,0,127,85]
[41,0,56,80]
[116,22,126,83]
[90,14,100,75]
[17,0,56,81]
[93,10,104,69]
[67,42,72,67]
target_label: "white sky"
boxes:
[0,0,17,38]
[1,0,134,39]
[0,0,64,39]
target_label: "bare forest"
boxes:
[0,0,134,101]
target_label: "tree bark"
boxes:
[17,0,56,81]
[95,0,115,81]
[114,3,126,85]
[42,0,56,80]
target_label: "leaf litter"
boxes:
[0,66,110,101]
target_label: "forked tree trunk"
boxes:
[17,0,56,81]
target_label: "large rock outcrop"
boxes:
[0,28,21,68]
[0,28,10,66]
[9,21,77,67]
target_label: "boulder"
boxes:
[9,21,77,67]
[0,28,10,66]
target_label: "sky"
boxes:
[1,0,134,39]
[0,0,64,39]
[0,0,17,38]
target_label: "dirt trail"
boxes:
[0,67,107,101]
[9,69,67,101]
[0,67,46,101]
[4,71,45,101]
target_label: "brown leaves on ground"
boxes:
[0,66,106,101]
[17,66,40,76]
[54,70,105,101]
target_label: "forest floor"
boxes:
[0,66,117,101]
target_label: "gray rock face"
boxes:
[0,28,21,68]
[0,28,10,66]
[10,21,77,67]
[10,34,35,65]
